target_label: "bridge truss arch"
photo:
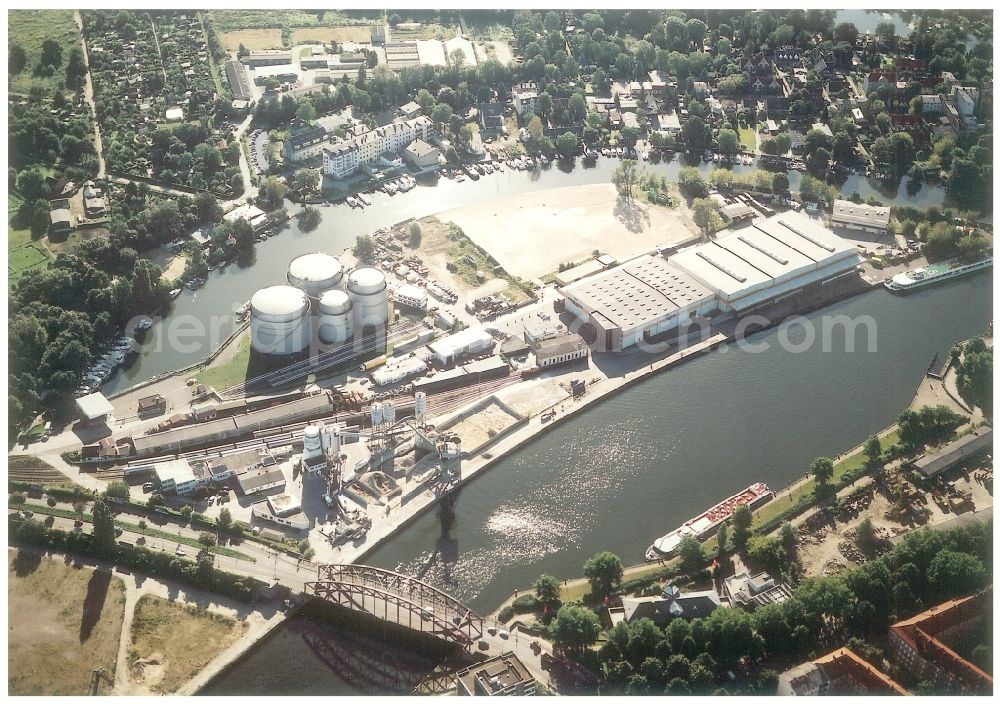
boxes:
[305,564,485,648]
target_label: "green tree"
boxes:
[105,481,130,503]
[292,168,320,193]
[731,504,752,549]
[408,222,422,248]
[258,176,288,211]
[678,167,708,198]
[551,604,601,654]
[9,43,27,75]
[809,456,835,486]
[692,198,723,240]
[198,531,217,547]
[217,507,232,529]
[354,234,375,261]
[863,434,883,467]
[16,168,48,201]
[612,159,640,202]
[717,128,739,156]
[678,535,707,575]
[716,522,728,557]
[92,498,117,553]
[534,573,562,611]
[583,551,624,598]
[928,550,985,599]
[40,39,63,67]
[556,131,578,158]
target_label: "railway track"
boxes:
[219,321,424,399]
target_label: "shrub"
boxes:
[498,606,515,622]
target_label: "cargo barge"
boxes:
[645,482,773,561]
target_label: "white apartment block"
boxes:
[323,115,433,179]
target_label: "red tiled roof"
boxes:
[815,648,909,695]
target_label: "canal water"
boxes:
[209,272,991,693]
[108,159,951,395]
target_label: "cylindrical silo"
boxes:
[249,286,311,355]
[347,267,389,331]
[303,425,322,453]
[287,253,344,305]
[414,391,427,420]
[317,290,354,344]
[370,402,384,428]
[383,401,396,425]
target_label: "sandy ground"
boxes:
[439,183,700,280]
[293,25,373,44]
[474,40,513,65]
[143,247,186,282]
[446,400,522,452]
[218,29,282,52]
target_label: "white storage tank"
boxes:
[250,286,311,355]
[347,267,389,330]
[370,402,384,428]
[303,425,322,453]
[287,253,344,301]
[414,391,427,419]
[317,290,354,344]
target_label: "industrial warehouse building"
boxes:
[559,255,715,351]
[427,328,495,366]
[830,199,891,235]
[670,211,862,314]
[560,212,861,351]
[130,394,336,457]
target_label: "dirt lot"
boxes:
[219,29,282,52]
[474,40,513,65]
[129,595,246,694]
[8,551,127,695]
[447,399,522,452]
[294,25,373,44]
[142,247,186,282]
[408,216,511,298]
[439,183,701,281]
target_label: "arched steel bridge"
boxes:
[305,564,485,648]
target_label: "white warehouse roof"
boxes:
[561,255,713,335]
[831,199,890,229]
[76,392,115,420]
[670,211,860,312]
[428,327,493,360]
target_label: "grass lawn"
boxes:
[738,125,757,152]
[196,331,252,389]
[752,427,901,529]
[8,551,127,695]
[209,9,380,32]
[129,595,246,694]
[8,10,81,95]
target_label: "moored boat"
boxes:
[885,257,992,293]
[645,482,773,561]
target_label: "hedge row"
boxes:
[9,517,267,602]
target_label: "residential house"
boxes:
[49,201,72,235]
[399,100,422,119]
[921,94,944,115]
[864,69,896,94]
[284,124,329,162]
[609,584,723,627]
[479,101,505,139]
[323,115,433,178]
[455,654,537,696]
[402,139,440,171]
[723,571,793,610]
[692,81,710,98]
[513,82,538,116]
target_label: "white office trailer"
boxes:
[347,267,389,330]
[249,285,312,355]
[316,289,354,344]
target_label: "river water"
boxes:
[207,270,991,694]
[108,158,950,395]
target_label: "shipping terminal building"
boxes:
[560,211,862,351]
